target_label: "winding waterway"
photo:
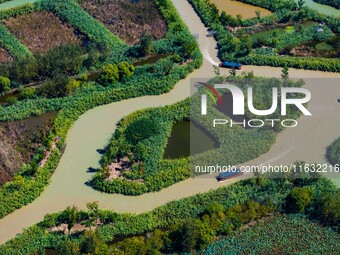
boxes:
[0,0,339,245]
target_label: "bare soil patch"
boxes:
[0,47,12,63]
[3,11,82,54]
[80,0,167,45]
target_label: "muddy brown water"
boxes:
[210,0,272,19]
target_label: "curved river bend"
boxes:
[0,0,339,245]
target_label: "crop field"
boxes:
[80,0,167,45]
[202,214,340,255]
[0,47,11,62]
[3,11,82,53]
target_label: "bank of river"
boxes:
[0,0,339,246]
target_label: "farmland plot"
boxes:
[3,11,82,53]
[80,0,167,44]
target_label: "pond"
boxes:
[133,54,171,66]
[0,90,21,105]
[45,249,59,255]
[164,120,217,159]
[216,92,251,129]
[210,0,272,19]
[0,111,57,133]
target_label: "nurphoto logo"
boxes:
[201,84,312,128]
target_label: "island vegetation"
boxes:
[90,72,306,195]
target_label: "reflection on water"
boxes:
[45,249,59,255]
[210,0,272,19]
[164,120,217,159]
[133,54,171,66]
[0,91,20,105]
[0,111,57,133]
[216,92,251,129]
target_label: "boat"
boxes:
[219,61,243,70]
[216,168,243,182]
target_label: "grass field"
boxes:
[3,11,82,53]
[80,0,167,45]
[201,214,340,255]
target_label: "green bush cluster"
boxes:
[91,99,191,195]
[327,137,340,165]
[0,24,31,60]
[0,76,10,94]
[98,62,134,86]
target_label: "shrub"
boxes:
[285,187,313,213]
[99,64,119,85]
[0,76,10,94]
[326,137,340,165]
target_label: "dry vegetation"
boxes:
[3,11,82,53]
[0,47,12,63]
[0,117,53,186]
[80,0,167,45]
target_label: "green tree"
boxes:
[19,87,37,99]
[146,229,164,255]
[322,191,340,225]
[99,64,119,85]
[239,35,253,55]
[0,76,10,94]
[117,236,147,255]
[281,66,289,80]
[62,206,79,234]
[57,239,80,255]
[219,11,228,25]
[285,187,312,213]
[117,61,134,80]
[125,117,160,144]
[255,10,261,20]
[326,138,340,165]
[140,33,153,57]
[66,79,81,95]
